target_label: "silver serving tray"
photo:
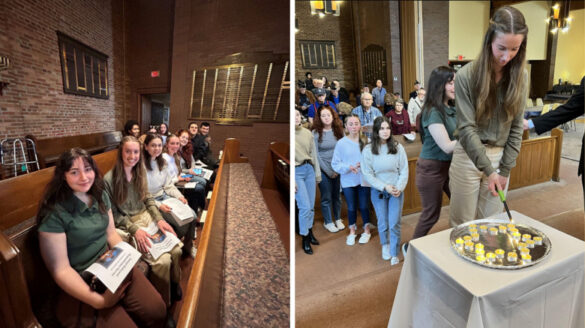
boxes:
[449,218,551,270]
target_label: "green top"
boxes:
[454,62,526,177]
[103,170,163,235]
[38,191,110,272]
[419,105,457,162]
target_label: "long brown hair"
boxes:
[163,134,182,176]
[37,148,107,224]
[312,105,344,142]
[472,6,528,123]
[371,116,397,155]
[111,136,147,205]
[143,133,166,172]
[422,66,456,120]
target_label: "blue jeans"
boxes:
[370,189,404,256]
[342,186,370,228]
[295,163,316,236]
[318,171,341,224]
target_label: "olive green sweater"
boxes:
[454,62,526,177]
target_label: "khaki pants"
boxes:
[448,143,509,227]
[129,210,183,306]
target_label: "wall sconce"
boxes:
[310,1,341,17]
[547,1,571,34]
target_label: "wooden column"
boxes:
[399,1,416,98]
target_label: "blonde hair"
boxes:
[473,6,528,123]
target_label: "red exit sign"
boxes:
[151,70,160,78]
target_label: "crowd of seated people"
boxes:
[36,118,219,327]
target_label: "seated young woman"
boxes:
[37,148,166,328]
[158,123,170,145]
[143,133,197,257]
[163,133,206,213]
[103,136,183,307]
[177,129,211,188]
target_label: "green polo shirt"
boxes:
[419,105,457,161]
[38,191,110,272]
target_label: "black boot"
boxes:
[302,235,313,254]
[308,228,320,245]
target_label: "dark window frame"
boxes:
[57,32,109,99]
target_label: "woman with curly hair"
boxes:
[312,105,345,233]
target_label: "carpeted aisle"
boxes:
[222,163,290,327]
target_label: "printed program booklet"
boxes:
[139,221,182,260]
[81,241,141,294]
[161,197,195,226]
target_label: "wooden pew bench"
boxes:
[28,131,122,169]
[177,138,289,327]
[0,149,118,327]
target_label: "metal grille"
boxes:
[361,44,387,86]
[190,61,289,122]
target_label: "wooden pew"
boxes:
[28,131,122,169]
[261,141,290,254]
[177,138,247,328]
[0,149,118,327]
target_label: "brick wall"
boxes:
[0,0,118,140]
[169,0,290,184]
[422,1,449,87]
[295,1,357,92]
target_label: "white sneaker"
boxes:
[190,246,198,259]
[358,232,371,244]
[390,256,400,266]
[346,234,357,246]
[335,219,345,230]
[382,244,391,260]
[324,222,339,233]
[366,222,377,229]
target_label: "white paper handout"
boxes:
[194,167,213,180]
[82,241,141,294]
[139,221,181,260]
[183,181,198,189]
[161,197,195,226]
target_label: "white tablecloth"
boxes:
[388,211,584,328]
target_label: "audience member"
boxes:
[322,76,331,89]
[158,123,170,145]
[332,114,372,246]
[188,122,198,138]
[361,116,408,265]
[124,120,140,138]
[296,81,315,117]
[307,88,337,125]
[409,80,421,100]
[37,148,166,328]
[327,85,341,105]
[332,80,350,103]
[305,72,315,91]
[312,106,345,233]
[355,84,370,107]
[372,79,387,108]
[351,92,382,138]
[449,6,527,226]
[192,122,218,168]
[177,129,210,188]
[163,133,206,213]
[408,88,425,129]
[104,136,182,306]
[143,134,197,257]
[295,109,321,255]
[386,99,412,135]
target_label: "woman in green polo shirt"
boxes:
[405,66,457,254]
[37,148,166,327]
[449,6,528,226]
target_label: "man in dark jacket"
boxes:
[191,121,218,168]
[525,76,584,191]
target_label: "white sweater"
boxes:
[145,159,184,206]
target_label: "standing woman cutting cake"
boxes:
[449,6,528,227]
